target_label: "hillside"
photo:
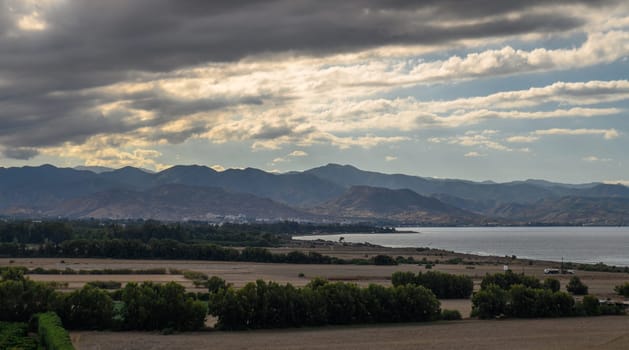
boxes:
[313,186,484,224]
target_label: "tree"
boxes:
[542,278,560,292]
[566,276,588,295]
[472,284,508,319]
[57,285,113,329]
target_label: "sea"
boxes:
[293,226,629,267]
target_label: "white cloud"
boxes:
[289,150,308,157]
[210,164,225,171]
[603,180,629,186]
[385,156,397,162]
[506,135,540,143]
[582,155,612,162]
[429,134,512,151]
[533,128,620,139]
[464,152,485,158]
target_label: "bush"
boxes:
[567,276,588,295]
[614,282,629,297]
[85,281,122,289]
[0,322,37,350]
[440,309,462,320]
[372,255,397,265]
[36,312,75,350]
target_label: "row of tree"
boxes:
[0,268,207,331]
[208,278,442,330]
[472,271,625,318]
[0,240,382,265]
[0,220,394,246]
[391,271,474,299]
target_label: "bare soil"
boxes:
[72,316,629,350]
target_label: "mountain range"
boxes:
[0,163,627,225]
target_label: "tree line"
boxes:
[208,278,443,330]
[0,220,394,246]
[0,268,206,332]
[472,271,625,318]
[391,271,474,299]
[0,239,394,265]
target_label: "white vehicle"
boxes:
[544,268,560,274]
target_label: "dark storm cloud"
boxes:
[0,0,618,158]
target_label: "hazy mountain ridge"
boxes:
[312,186,484,224]
[1,164,627,224]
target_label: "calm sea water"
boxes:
[293,227,629,266]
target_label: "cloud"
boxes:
[385,156,397,162]
[582,155,612,162]
[288,150,308,157]
[464,152,485,158]
[210,164,225,172]
[604,180,629,186]
[429,134,512,151]
[0,1,627,169]
[506,135,540,143]
[1,147,39,160]
[533,128,620,139]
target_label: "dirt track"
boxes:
[72,316,629,350]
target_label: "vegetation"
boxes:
[208,278,441,330]
[542,278,561,292]
[472,272,624,319]
[566,276,588,295]
[0,322,37,350]
[85,281,122,289]
[0,240,392,266]
[0,220,394,247]
[614,282,629,297]
[0,267,207,332]
[391,271,474,299]
[36,312,75,350]
[120,282,208,331]
[440,309,462,320]
[480,270,542,290]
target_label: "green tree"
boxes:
[472,284,508,319]
[566,276,588,295]
[57,285,113,329]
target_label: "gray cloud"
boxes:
[2,147,39,160]
[0,0,620,154]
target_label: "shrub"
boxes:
[440,309,462,320]
[372,255,397,265]
[0,322,37,350]
[36,312,75,350]
[567,276,588,295]
[85,281,122,289]
[614,282,629,297]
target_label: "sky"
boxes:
[1,0,628,184]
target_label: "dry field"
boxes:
[72,316,629,350]
[2,252,627,299]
